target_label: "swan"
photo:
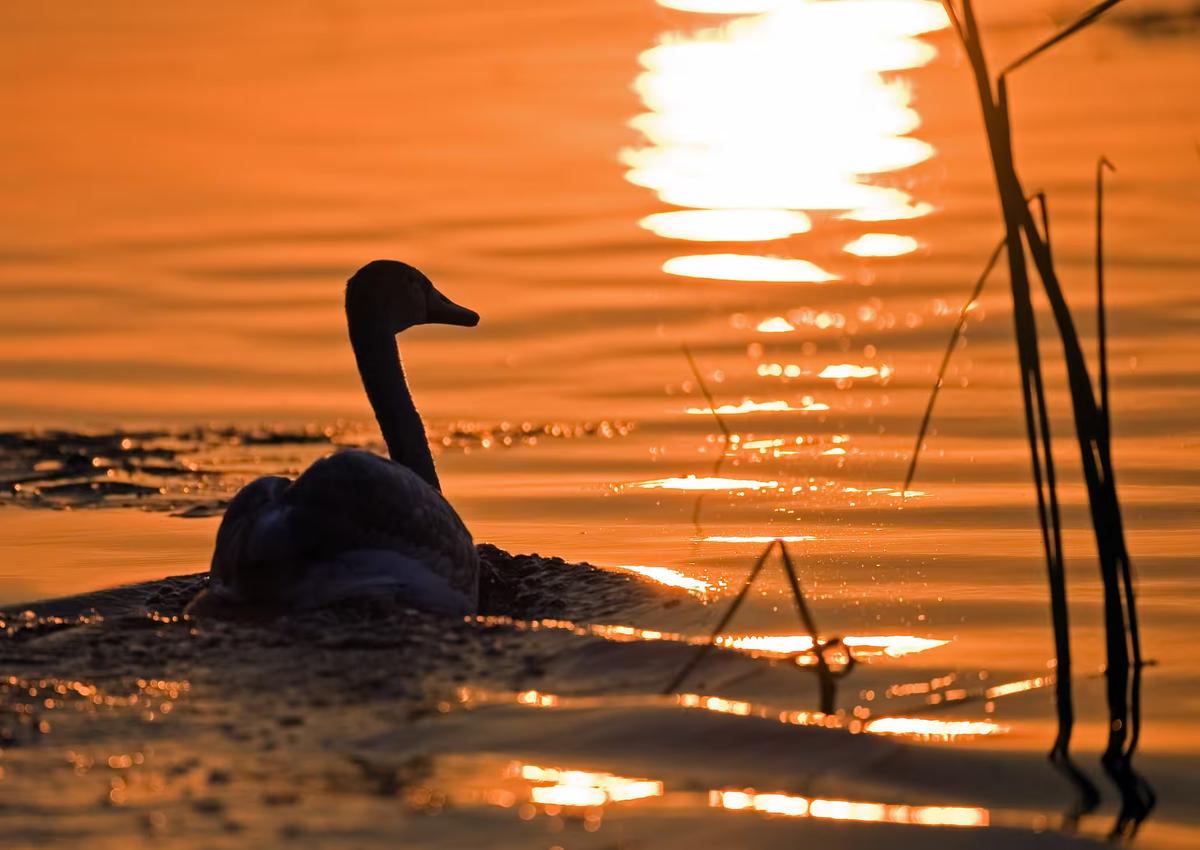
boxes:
[186,260,481,617]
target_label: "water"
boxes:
[1,0,1198,846]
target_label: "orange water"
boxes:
[1,0,1198,842]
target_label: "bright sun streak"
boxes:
[627,0,948,280]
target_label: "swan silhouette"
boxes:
[186,260,481,617]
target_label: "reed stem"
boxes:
[662,541,776,695]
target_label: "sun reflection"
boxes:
[516,763,664,807]
[464,685,1005,746]
[843,233,920,257]
[459,668,1054,752]
[466,618,949,668]
[865,717,1006,739]
[716,634,947,657]
[657,0,783,12]
[641,209,812,241]
[985,675,1050,699]
[627,0,946,279]
[844,486,927,498]
[739,437,787,450]
[627,475,780,491]
[610,564,713,594]
[818,364,893,380]
[702,534,814,543]
[685,399,807,415]
[663,254,837,282]
[842,199,934,221]
[509,760,989,830]
[756,316,795,333]
[434,754,1016,834]
[710,789,988,828]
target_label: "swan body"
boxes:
[189,260,481,616]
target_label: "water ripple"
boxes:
[0,420,632,515]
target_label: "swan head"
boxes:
[347,259,479,333]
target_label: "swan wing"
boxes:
[210,474,293,586]
[281,450,479,606]
[275,549,474,616]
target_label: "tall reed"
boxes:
[928,0,1152,832]
[682,344,732,536]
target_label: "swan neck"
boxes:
[347,316,440,491]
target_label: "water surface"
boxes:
[1,0,1198,846]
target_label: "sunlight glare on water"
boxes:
[716,633,948,657]
[1,0,1199,844]
[609,564,714,594]
[625,0,948,280]
[710,789,989,828]
[843,233,921,257]
[684,399,813,415]
[457,756,998,831]
[627,475,780,491]
[662,254,837,282]
[517,763,665,806]
[639,209,812,241]
[700,534,815,543]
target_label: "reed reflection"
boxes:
[625,0,947,281]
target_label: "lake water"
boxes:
[1,0,1198,846]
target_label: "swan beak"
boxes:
[427,290,480,327]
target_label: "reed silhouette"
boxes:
[682,343,733,539]
[662,538,854,715]
[906,0,1154,833]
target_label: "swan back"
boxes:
[200,450,478,615]
[194,260,481,617]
